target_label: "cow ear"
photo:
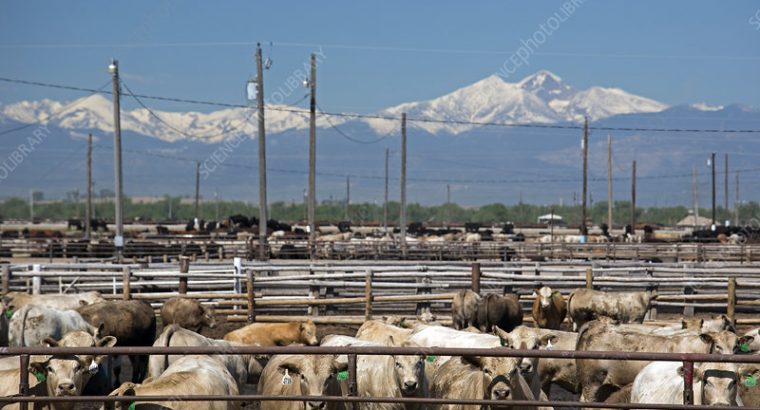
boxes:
[680,320,688,329]
[461,356,482,368]
[29,361,47,377]
[493,326,510,346]
[531,289,538,297]
[699,333,714,347]
[79,300,88,307]
[738,335,755,352]
[43,337,59,347]
[676,366,685,377]
[332,357,349,373]
[540,334,559,347]
[97,335,118,348]
[386,335,396,346]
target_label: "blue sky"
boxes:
[1,0,759,112]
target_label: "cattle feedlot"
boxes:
[1,257,760,409]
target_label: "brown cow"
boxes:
[160,297,216,333]
[452,289,481,330]
[476,293,523,333]
[576,320,739,403]
[531,286,567,330]
[0,331,116,410]
[257,353,346,410]
[567,288,652,331]
[224,320,318,346]
[77,300,156,384]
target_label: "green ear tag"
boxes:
[500,339,506,347]
[426,355,437,363]
[741,343,751,353]
[34,372,46,382]
[399,318,406,327]
[128,403,136,410]
[5,310,12,319]
[337,371,348,381]
[746,376,757,388]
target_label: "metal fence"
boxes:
[1,344,759,409]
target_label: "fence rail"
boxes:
[1,344,758,409]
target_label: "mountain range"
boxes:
[1,70,759,208]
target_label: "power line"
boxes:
[317,103,392,145]
[2,76,760,134]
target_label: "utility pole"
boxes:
[581,116,589,235]
[29,189,34,221]
[345,175,350,221]
[630,160,636,232]
[383,148,389,233]
[194,161,200,220]
[400,113,408,257]
[108,59,124,260]
[447,184,451,205]
[735,172,740,226]
[724,153,729,218]
[710,152,716,226]
[214,189,220,221]
[607,134,612,230]
[308,53,317,258]
[255,43,269,260]
[692,166,699,227]
[85,133,93,240]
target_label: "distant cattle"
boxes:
[567,288,652,330]
[77,300,157,384]
[109,355,240,410]
[531,286,567,330]
[224,320,318,346]
[9,304,96,347]
[257,353,345,410]
[160,297,216,333]
[476,292,523,333]
[451,289,480,330]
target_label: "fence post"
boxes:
[683,286,695,316]
[727,277,737,326]
[122,266,131,300]
[2,265,10,295]
[308,269,319,317]
[585,267,593,289]
[646,266,657,320]
[347,353,359,410]
[416,274,432,319]
[364,270,373,321]
[32,264,41,295]
[233,257,243,312]
[682,359,694,405]
[246,268,255,323]
[471,262,481,294]
[19,354,29,410]
[178,256,189,295]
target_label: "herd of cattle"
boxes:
[0,288,759,409]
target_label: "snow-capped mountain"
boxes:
[0,70,671,141]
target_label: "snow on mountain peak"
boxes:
[691,102,724,112]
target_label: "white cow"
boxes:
[631,361,741,406]
[9,304,96,347]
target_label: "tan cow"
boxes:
[739,364,760,408]
[106,355,240,410]
[2,291,105,312]
[531,287,567,330]
[632,361,740,406]
[567,289,652,331]
[452,289,480,330]
[148,324,268,386]
[355,319,412,344]
[160,297,216,333]
[0,331,116,410]
[257,353,346,410]
[576,320,739,402]
[224,321,318,346]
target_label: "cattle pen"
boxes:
[3,259,760,326]
[1,344,760,409]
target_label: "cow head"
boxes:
[460,354,520,402]
[494,326,557,375]
[299,320,319,346]
[29,333,116,403]
[679,362,739,406]
[741,329,760,353]
[532,286,556,309]
[699,331,740,354]
[201,304,217,329]
[278,355,347,410]
[390,339,425,396]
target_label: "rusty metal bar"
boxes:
[178,257,189,294]
[471,262,481,293]
[347,353,358,410]
[246,268,255,323]
[0,394,750,410]
[682,359,694,405]
[18,354,29,410]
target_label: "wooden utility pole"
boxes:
[607,134,612,230]
[194,161,200,220]
[85,133,93,240]
[735,172,740,226]
[692,166,699,227]
[581,116,589,235]
[630,160,636,231]
[108,59,124,257]
[345,175,350,221]
[383,148,389,233]
[308,53,317,258]
[711,152,716,226]
[724,153,729,216]
[400,113,408,257]
[255,43,269,260]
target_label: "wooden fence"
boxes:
[3,259,760,326]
